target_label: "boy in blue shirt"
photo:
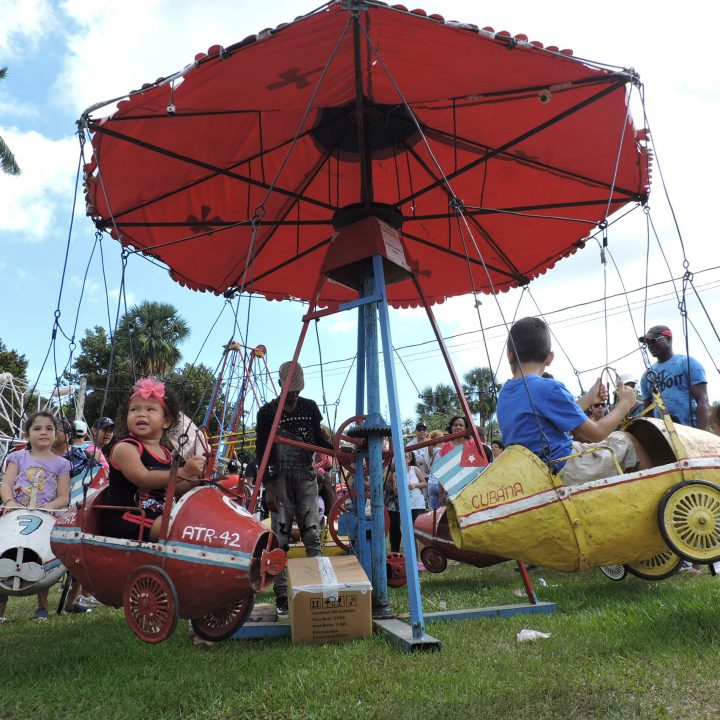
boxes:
[497,317,644,484]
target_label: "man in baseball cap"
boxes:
[637,325,673,345]
[412,422,430,475]
[92,416,115,431]
[88,417,115,473]
[639,325,709,428]
[72,420,89,449]
[617,373,642,417]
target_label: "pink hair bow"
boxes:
[130,377,167,406]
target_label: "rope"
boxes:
[393,347,423,398]
[359,23,556,458]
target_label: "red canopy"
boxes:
[83,1,650,308]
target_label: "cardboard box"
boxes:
[287,555,372,645]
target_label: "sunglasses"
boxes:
[592,403,605,409]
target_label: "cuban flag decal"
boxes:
[433,442,488,500]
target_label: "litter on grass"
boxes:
[516,629,551,643]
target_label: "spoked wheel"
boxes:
[334,415,369,473]
[327,491,390,553]
[123,566,179,643]
[191,593,255,642]
[420,546,447,574]
[599,564,627,581]
[659,481,720,564]
[626,549,683,581]
[333,415,394,473]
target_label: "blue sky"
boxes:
[2,0,719,429]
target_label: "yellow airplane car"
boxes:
[446,403,720,580]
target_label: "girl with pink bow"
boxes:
[100,378,206,541]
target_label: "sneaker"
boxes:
[0,616,7,625]
[417,562,427,572]
[276,598,289,616]
[32,608,49,621]
[66,604,92,614]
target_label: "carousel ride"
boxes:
[72,0,655,649]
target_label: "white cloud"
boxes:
[70,276,101,296]
[0,0,56,55]
[0,127,78,241]
[325,316,355,335]
[108,287,136,306]
[0,100,39,120]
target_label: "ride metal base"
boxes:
[399,601,558,624]
[372,619,441,652]
[232,601,557,649]
[231,618,442,650]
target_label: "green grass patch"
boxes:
[2,562,719,719]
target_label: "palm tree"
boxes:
[463,366,502,426]
[115,301,189,377]
[415,382,461,427]
[0,67,21,176]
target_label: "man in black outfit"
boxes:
[255,361,333,615]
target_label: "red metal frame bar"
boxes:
[411,276,488,464]
[247,274,328,513]
[159,454,180,541]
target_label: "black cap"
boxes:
[415,422,427,431]
[93,417,115,430]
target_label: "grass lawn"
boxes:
[1,561,719,720]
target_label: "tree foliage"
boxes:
[114,301,190,377]
[0,68,21,176]
[0,339,28,382]
[68,304,220,430]
[65,326,132,423]
[413,366,502,432]
[415,382,461,429]
[462,366,503,426]
[166,363,221,430]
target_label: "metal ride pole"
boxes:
[356,306,366,417]
[360,265,391,615]
[373,256,426,639]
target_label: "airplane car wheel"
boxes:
[626,549,682,580]
[659,481,720,564]
[420,546,447,573]
[598,564,627,581]
[123,566,179,643]
[191,593,255,642]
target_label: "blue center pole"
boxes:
[373,255,426,638]
[360,265,391,615]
